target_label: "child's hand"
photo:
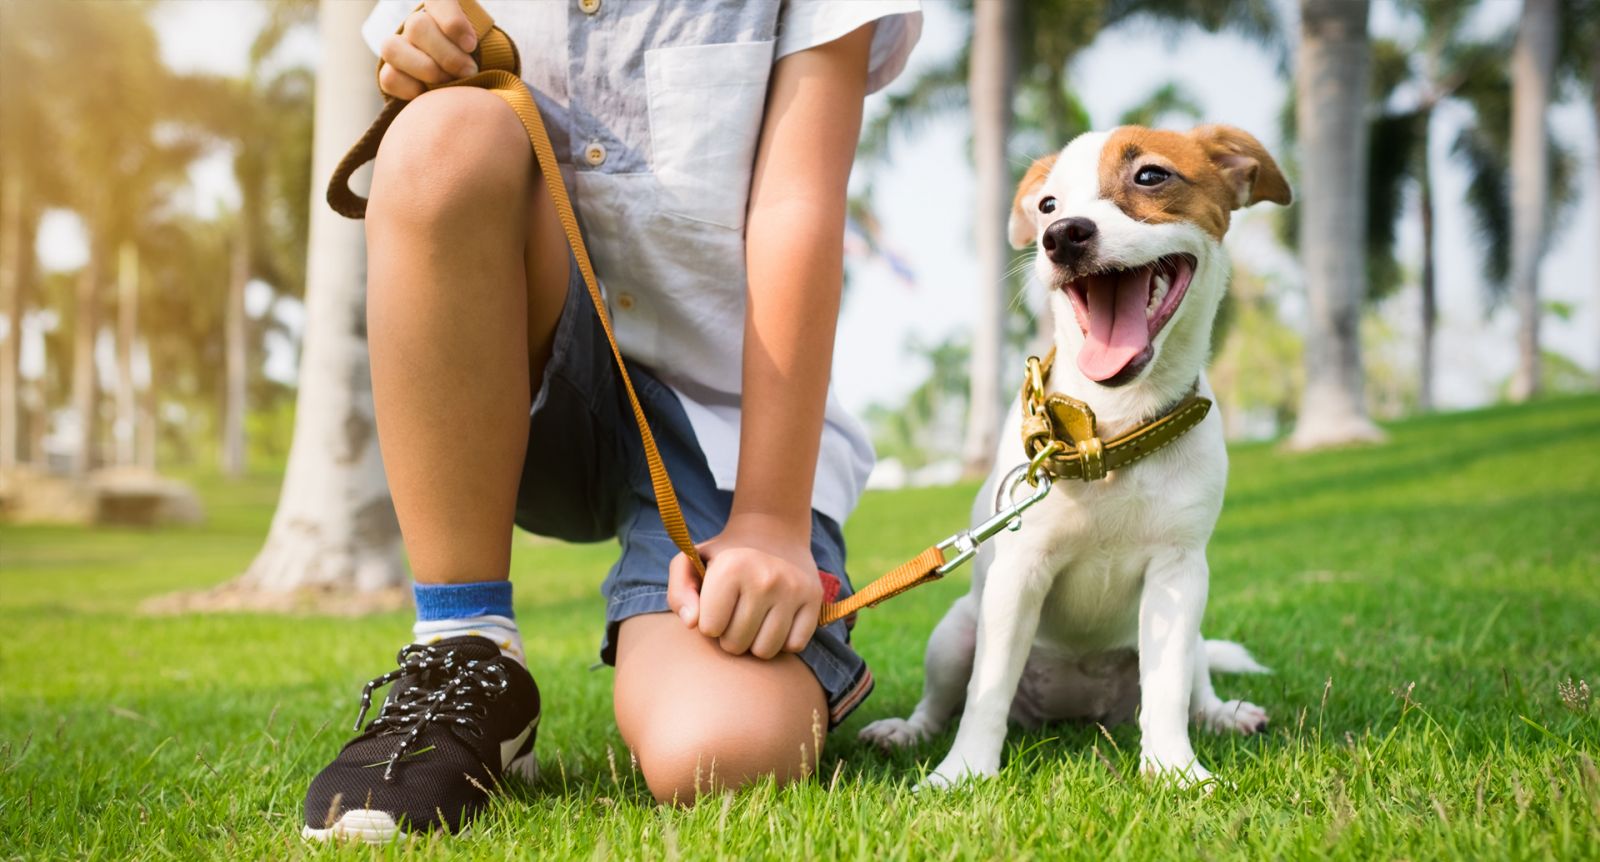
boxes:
[378,0,481,100]
[666,513,823,659]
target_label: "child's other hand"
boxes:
[666,513,822,659]
[378,0,481,100]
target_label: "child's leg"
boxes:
[303,88,565,842]
[366,86,569,588]
[613,613,827,804]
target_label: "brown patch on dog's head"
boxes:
[1097,125,1291,239]
[1008,153,1059,249]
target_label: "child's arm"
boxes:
[665,24,875,659]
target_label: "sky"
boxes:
[33,0,1600,417]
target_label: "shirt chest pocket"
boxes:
[645,40,775,231]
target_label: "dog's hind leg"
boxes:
[1190,634,1269,735]
[859,595,977,750]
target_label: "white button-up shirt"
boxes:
[364,0,922,525]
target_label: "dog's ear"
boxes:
[1188,125,1292,209]
[1008,154,1059,249]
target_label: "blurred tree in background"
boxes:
[0,0,1594,585]
[0,0,313,483]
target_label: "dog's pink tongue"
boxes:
[1076,267,1152,382]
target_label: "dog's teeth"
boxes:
[1150,273,1170,311]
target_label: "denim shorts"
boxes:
[512,254,874,728]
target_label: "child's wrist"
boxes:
[724,508,812,547]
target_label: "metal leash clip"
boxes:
[933,447,1057,575]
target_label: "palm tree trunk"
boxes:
[70,245,102,476]
[0,173,21,470]
[239,0,403,594]
[1590,28,1600,380]
[960,0,1017,477]
[1508,0,1558,402]
[222,226,248,478]
[1287,0,1384,450]
[138,339,157,469]
[1417,113,1437,413]
[114,239,139,466]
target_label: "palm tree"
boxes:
[234,0,406,600]
[0,0,70,470]
[961,0,1018,475]
[1361,2,1516,412]
[178,59,315,477]
[1287,0,1385,449]
[44,2,198,475]
[1553,0,1599,379]
[1508,0,1560,402]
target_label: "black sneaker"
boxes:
[301,635,540,842]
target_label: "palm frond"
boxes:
[1450,123,1512,301]
[1369,38,1414,106]
[1116,81,1204,128]
[858,50,970,163]
[1102,0,1281,45]
[1366,109,1426,301]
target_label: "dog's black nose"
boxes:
[1042,217,1097,265]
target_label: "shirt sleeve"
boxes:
[361,0,414,57]
[775,0,924,95]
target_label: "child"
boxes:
[302,0,922,841]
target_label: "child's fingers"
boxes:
[405,10,478,78]
[377,62,425,101]
[716,596,768,656]
[694,559,739,639]
[749,604,794,660]
[782,602,819,654]
[422,0,478,53]
[380,33,453,87]
[665,552,701,628]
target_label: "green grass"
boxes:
[3,397,1598,860]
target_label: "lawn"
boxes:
[2,396,1598,860]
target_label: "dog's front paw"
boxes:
[1140,751,1216,791]
[915,754,997,792]
[858,717,931,751]
[1195,698,1269,736]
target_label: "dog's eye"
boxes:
[1038,196,1058,214]
[1134,166,1171,186]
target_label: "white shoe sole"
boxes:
[301,809,410,843]
[302,718,536,843]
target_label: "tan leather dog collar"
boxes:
[1020,348,1212,482]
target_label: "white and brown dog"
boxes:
[859,125,1292,787]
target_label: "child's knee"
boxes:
[630,711,823,805]
[369,88,532,225]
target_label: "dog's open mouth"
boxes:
[1063,253,1196,385]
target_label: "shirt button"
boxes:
[616,293,635,311]
[578,0,600,14]
[584,142,607,167]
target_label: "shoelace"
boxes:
[352,643,511,781]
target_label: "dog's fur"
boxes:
[859,125,1291,787]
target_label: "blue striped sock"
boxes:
[412,581,524,664]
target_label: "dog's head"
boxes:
[1010,125,1291,392]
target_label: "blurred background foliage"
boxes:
[0,0,1594,518]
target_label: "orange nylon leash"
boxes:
[325,0,960,624]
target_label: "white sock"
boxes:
[412,614,526,666]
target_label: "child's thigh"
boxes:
[612,612,826,801]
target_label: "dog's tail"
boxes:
[1204,640,1270,674]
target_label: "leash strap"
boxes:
[818,545,945,626]
[325,0,950,625]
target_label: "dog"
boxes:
[858,125,1292,788]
